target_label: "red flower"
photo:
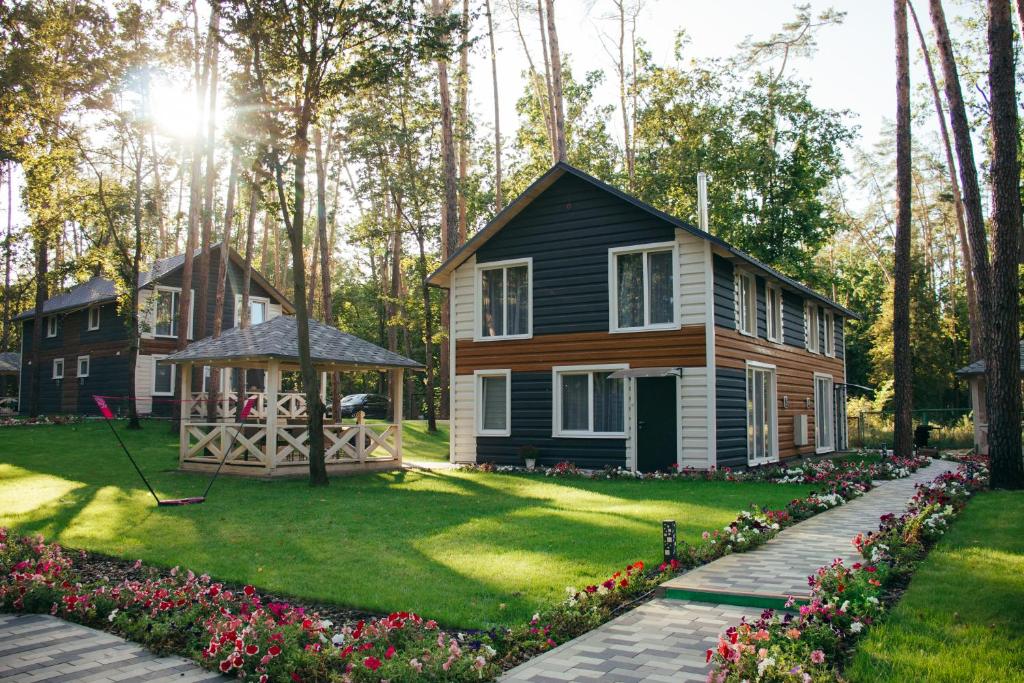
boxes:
[218,660,231,673]
[245,644,259,656]
[385,645,396,660]
[364,656,382,671]
[243,585,256,596]
[268,645,282,657]
[706,648,713,663]
[865,566,877,573]
[291,674,302,682]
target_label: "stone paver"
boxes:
[503,460,951,682]
[0,613,224,682]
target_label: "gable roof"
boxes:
[163,315,423,371]
[16,243,294,320]
[955,339,1024,377]
[0,352,19,374]
[427,162,859,319]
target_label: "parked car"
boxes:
[338,393,390,419]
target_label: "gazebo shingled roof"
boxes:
[0,352,19,374]
[955,339,1024,377]
[163,316,423,371]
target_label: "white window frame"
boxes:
[52,357,64,380]
[474,369,511,436]
[87,306,101,331]
[765,283,783,343]
[735,270,757,337]
[152,354,176,396]
[474,258,533,341]
[814,372,835,454]
[77,355,90,378]
[745,360,779,465]
[234,295,271,327]
[824,310,835,357]
[551,363,628,439]
[151,286,194,339]
[805,301,820,353]
[46,316,58,338]
[608,241,680,333]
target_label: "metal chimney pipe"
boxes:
[697,172,709,232]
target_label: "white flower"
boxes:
[850,621,864,634]
[107,609,119,622]
[757,657,776,675]
[331,633,346,646]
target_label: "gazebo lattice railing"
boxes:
[164,316,423,478]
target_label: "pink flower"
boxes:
[384,645,396,660]
[409,658,423,673]
[810,650,826,664]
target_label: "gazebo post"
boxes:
[392,367,403,465]
[266,359,280,469]
[179,362,192,466]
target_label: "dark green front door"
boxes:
[636,376,677,472]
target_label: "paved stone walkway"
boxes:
[0,613,223,682]
[502,460,951,682]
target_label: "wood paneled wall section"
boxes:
[716,328,845,458]
[456,325,705,374]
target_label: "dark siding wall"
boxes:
[77,354,131,415]
[82,302,130,343]
[475,371,627,468]
[782,290,804,347]
[834,316,845,360]
[474,174,677,335]
[715,367,747,467]
[712,255,735,329]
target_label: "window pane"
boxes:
[506,266,529,336]
[593,372,624,432]
[560,374,589,431]
[481,268,504,337]
[616,252,644,328]
[155,291,178,337]
[647,251,674,325]
[481,375,507,431]
[251,301,267,325]
[154,363,172,394]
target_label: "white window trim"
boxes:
[151,286,195,340]
[765,283,784,343]
[46,316,58,338]
[814,372,835,454]
[474,369,512,437]
[77,355,90,378]
[234,294,271,328]
[87,306,101,331]
[805,301,820,354]
[735,270,757,337]
[745,360,779,465]
[52,358,64,380]
[152,354,176,396]
[824,310,835,357]
[552,363,628,439]
[608,241,680,333]
[474,258,533,342]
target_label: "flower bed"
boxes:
[0,414,85,427]
[706,454,988,682]
[0,453,935,681]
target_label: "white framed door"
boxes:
[746,362,778,466]
[814,373,835,453]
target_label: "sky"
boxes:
[1,0,976,244]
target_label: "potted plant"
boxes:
[519,444,539,470]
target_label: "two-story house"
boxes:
[16,243,293,416]
[427,163,857,471]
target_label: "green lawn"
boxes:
[846,491,1024,682]
[0,420,810,628]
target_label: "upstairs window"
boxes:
[553,366,625,437]
[77,355,90,378]
[735,271,756,336]
[610,243,676,331]
[46,316,58,338]
[154,288,181,338]
[765,284,783,343]
[250,299,267,325]
[824,311,835,357]
[87,306,101,331]
[805,302,820,353]
[478,259,531,339]
[476,370,511,436]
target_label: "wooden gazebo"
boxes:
[0,352,19,415]
[163,316,422,477]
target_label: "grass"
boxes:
[0,420,811,628]
[846,490,1024,683]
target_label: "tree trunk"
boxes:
[195,3,221,343]
[416,232,438,433]
[928,0,992,352]
[984,0,1024,489]
[241,163,259,329]
[615,0,633,189]
[150,128,166,258]
[314,128,339,422]
[127,140,145,430]
[208,144,239,419]
[28,237,48,417]
[485,0,503,212]
[456,0,470,244]
[909,0,981,361]
[2,162,12,351]
[893,0,914,458]
[537,0,558,161]
[545,0,567,162]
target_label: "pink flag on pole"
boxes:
[240,396,258,420]
[93,395,115,419]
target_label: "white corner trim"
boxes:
[703,242,717,470]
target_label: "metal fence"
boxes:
[847,408,974,450]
